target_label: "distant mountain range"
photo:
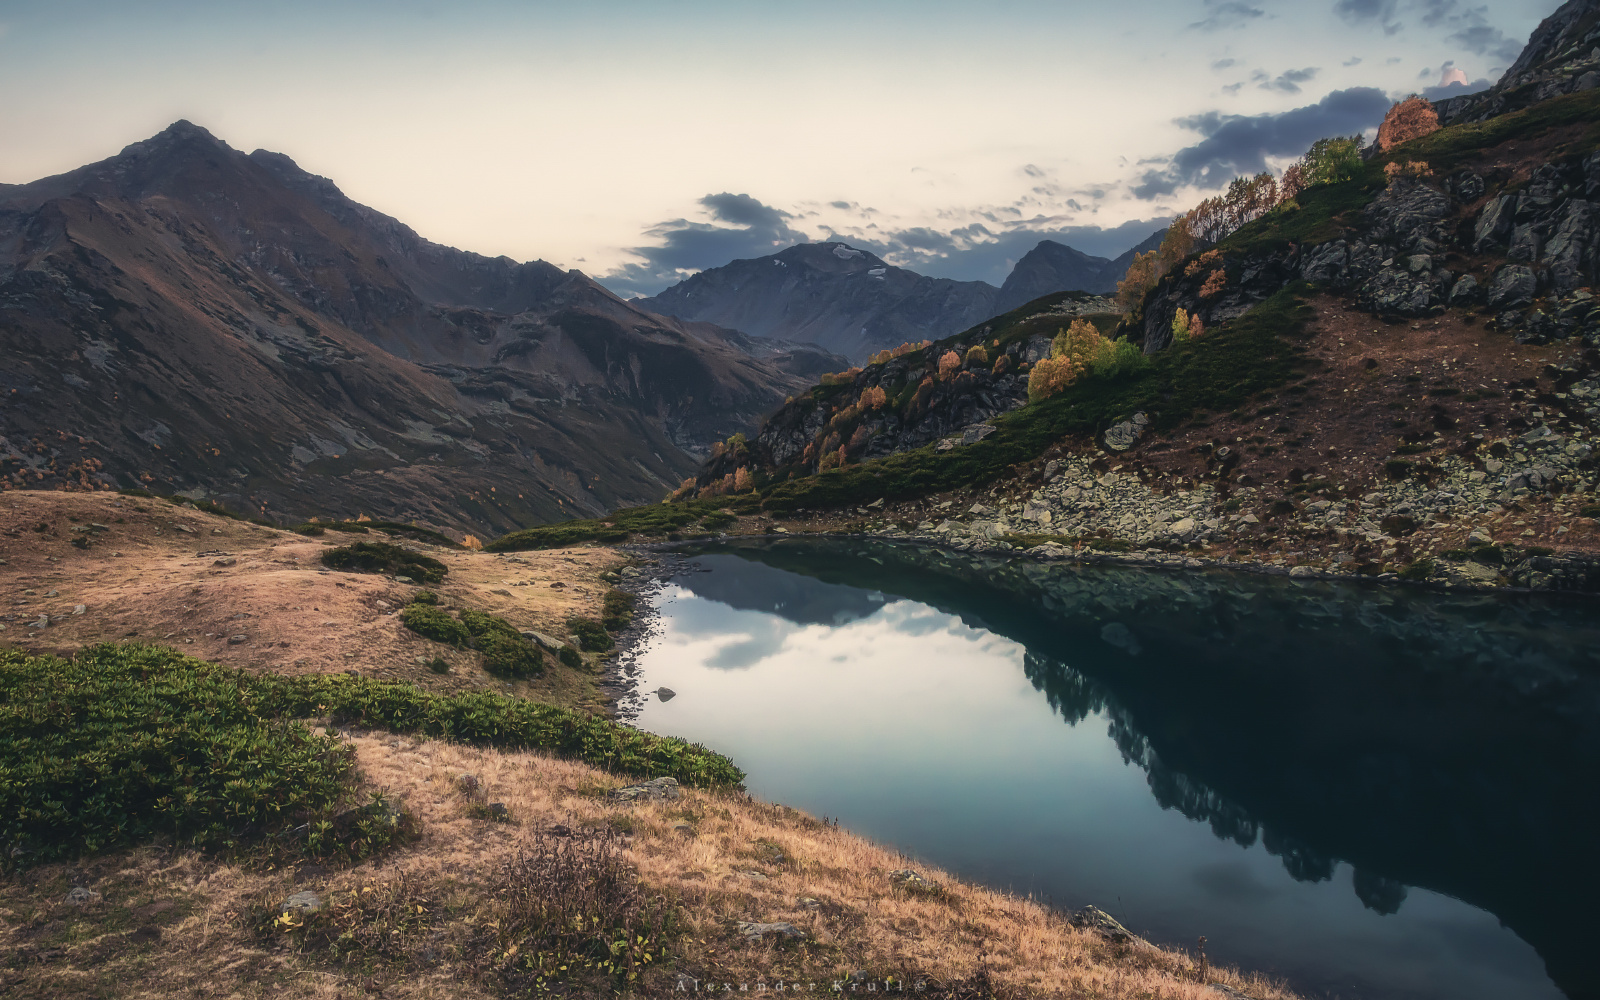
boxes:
[0,122,842,531]
[633,231,1165,362]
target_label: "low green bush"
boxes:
[602,590,636,631]
[559,646,583,669]
[0,645,397,867]
[568,617,613,653]
[404,601,544,678]
[321,541,447,583]
[401,604,472,647]
[0,644,743,868]
[486,497,761,553]
[1399,559,1435,581]
[480,633,544,679]
[411,589,440,605]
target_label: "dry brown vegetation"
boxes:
[0,491,623,712]
[0,734,1298,1000]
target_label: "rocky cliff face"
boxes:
[0,122,839,530]
[1435,0,1600,125]
[1137,105,1600,353]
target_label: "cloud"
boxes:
[1190,0,1265,31]
[1333,0,1400,33]
[602,192,811,297]
[838,218,1174,286]
[1132,86,1392,199]
[1420,77,1491,101]
[1416,0,1523,60]
[1260,67,1320,93]
[1343,56,1363,66]
[1212,58,1239,70]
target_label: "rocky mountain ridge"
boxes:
[0,122,842,531]
[636,234,1156,363]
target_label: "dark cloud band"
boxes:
[1132,86,1392,199]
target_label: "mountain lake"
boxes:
[621,538,1599,1000]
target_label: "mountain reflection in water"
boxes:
[630,539,1600,1000]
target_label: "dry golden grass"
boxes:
[0,491,624,712]
[0,734,1300,1000]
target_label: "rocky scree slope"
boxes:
[636,237,1153,363]
[0,122,837,532]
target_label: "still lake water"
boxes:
[626,539,1600,1000]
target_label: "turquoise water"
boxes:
[628,539,1600,1000]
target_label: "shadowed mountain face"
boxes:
[636,237,1161,363]
[0,122,841,532]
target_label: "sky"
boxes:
[0,0,1565,295]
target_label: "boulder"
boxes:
[1068,905,1137,944]
[735,921,805,943]
[65,888,102,907]
[1487,265,1538,309]
[607,777,681,803]
[281,890,321,915]
[1103,412,1150,452]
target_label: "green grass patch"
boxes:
[321,541,447,583]
[0,644,743,868]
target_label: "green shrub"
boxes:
[294,524,327,536]
[427,657,450,675]
[700,511,736,530]
[1399,560,1435,581]
[486,497,761,553]
[559,646,583,669]
[1384,459,1414,480]
[1581,505,1600,519]
[406,603,545,678]
[321,541,447,583]
[401,604,472,647]
[0,645,743,868]
[0,646,394,867]
[411,589,440,605]
[568,617,613,653]
[361,521,460,548]
[324,521,372,533]
[481,633,544,680]
[1085,336,1148,378]
[602,590,636,631]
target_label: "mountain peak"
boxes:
[117,119,229,159]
